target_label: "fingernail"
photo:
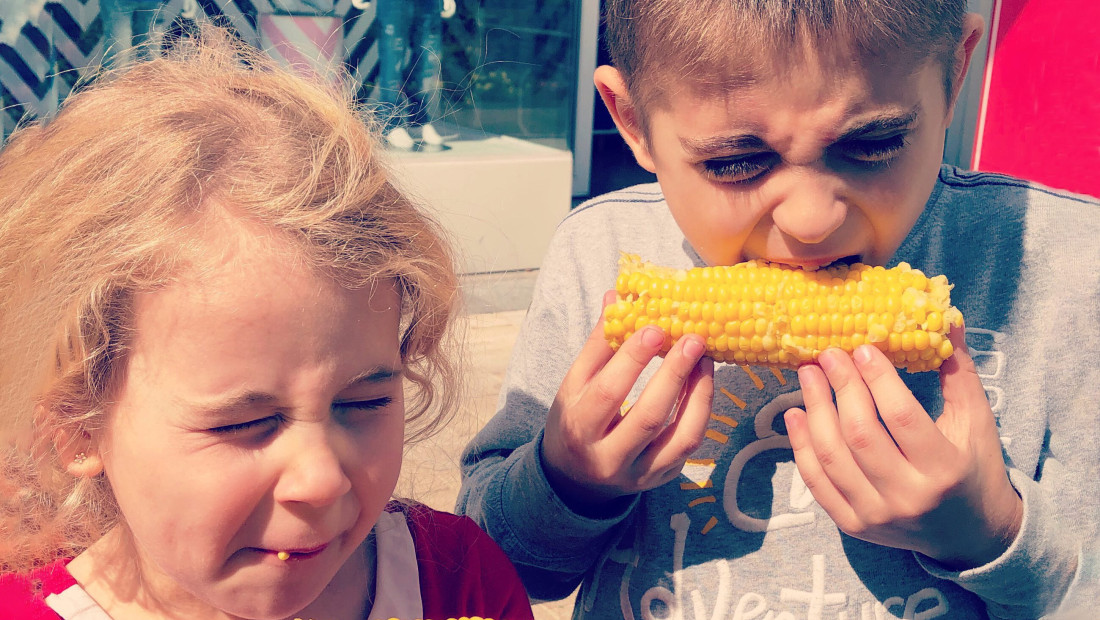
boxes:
[641,326,665,348]
[682,336,705,360]
[854,345,874,366]
[818,348,838,373]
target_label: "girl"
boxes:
[0,26,534,620]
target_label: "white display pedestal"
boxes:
[385,134,573,275]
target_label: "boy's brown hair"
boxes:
[604,0,967,124]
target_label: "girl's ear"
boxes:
[42,405,105,478]
[593,65,657,173]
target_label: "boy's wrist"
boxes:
[538,443,636,519]
[926,485,1024,570]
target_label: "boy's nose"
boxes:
[273,428,353,507]
[769,174,848,245]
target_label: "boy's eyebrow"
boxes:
[837,107,921,140]
[679,106,922,156]
[680,134,768,156]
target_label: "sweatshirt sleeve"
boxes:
[915,468,1098,618]
[455,216,637,601]
[909,173,1100,617]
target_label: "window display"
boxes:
[1,0,583,273]
[370,0,454,149]
[2,1,581,149]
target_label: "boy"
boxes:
[458,0,1100,617]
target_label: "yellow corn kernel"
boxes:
[603,254,964,373]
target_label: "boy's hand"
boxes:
[541,291,714,514]
[785,327,1023,569]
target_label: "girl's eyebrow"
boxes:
[188,391,278,423]
[341,365,404,390]
[186,366,402,419]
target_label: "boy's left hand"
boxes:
[784,327,1023,569]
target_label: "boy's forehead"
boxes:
[632,17,934,122]
[643,44,929,125]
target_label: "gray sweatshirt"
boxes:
[457,166,1100,619]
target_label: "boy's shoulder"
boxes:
[569,182,666,213]
[553,182,680,258]
[935,165,1099,211]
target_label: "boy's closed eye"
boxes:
[832,132,909,164]
[701,131,910,183]
[702,152,782,183]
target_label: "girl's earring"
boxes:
[73,452,87,465]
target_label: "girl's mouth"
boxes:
[270,544,328,561]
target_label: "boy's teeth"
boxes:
[829,256,860,268]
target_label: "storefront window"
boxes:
[1,0,583,273]
[2,1,579,149]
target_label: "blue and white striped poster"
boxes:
[0,0,382,139]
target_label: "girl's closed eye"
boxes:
[208,413,285,439]
[702,152,781,183]
[333,396,395,425]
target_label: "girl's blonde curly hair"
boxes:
[0,25,463,573]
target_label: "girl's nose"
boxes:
[273,427,352,507]
[769,173,848,245]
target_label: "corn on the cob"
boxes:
[603,254,964,373]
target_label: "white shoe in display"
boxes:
[385,126,415,150]
[421,123,445,146]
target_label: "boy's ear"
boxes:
[946,13,986,123]
[593,65,657,173]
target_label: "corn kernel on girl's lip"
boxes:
[266,543,329,561]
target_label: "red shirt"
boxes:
[0,502,534,620]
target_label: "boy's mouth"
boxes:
[826,255,862,269]
[764,254,862,271]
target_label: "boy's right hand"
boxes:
[541,291,714,515]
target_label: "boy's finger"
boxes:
[785,407,859,526]
[851,344,944,468]
[817,349,905,488]
[612,334,708,462]
[633,353,714,477]
[561,290,623,391]
[938,326,996,433]
[573,323,668,435]
[797,363,874,503]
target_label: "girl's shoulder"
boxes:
[384,500,535,620]
[385,500,498,563]
[0,557,76,618]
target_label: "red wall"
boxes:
[971,0,1100,198]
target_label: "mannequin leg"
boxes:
[375,0,415,144]
[409,0,445,144]
[99,0,135,68]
